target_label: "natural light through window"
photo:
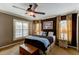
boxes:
[13,19,29,39]
[59,20,67,40]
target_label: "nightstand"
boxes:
[59,39,68,48]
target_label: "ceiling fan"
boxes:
[12,3,45,17]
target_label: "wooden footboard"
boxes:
[46,41,55,54]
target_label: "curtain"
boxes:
[57,16,61,39]
[35,22,41,35]
[66,14,72,44]
[33,20,41,35]
[29,21,33,35]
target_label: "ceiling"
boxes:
[0,3,79,20]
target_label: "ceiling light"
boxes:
[28,12,35,16]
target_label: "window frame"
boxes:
[13,19,29,40]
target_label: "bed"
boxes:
[24,32,55,54]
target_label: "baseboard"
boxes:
[68,45,77,49]
[0,40,24,50]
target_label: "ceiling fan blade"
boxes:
[34,11,45,15]
[27,4,32,11]
[27,3,38,11]
[12,5,26,11]
[32,3,38,11]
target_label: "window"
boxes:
[13,19,29,39]
[59,20,67,40]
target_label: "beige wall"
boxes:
[0,12,29,47]
[78,16,79,51]
[78,17,79,51]
[76,14,79,51]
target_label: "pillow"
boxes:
[39,31,43,35]
[42,32,47,36]
[48,32,56,42]
[39,31,47,36]
[48,32,54,37]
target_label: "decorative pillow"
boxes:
[48,32,54,37]
[39,31,43,35]
[42,32,47,36]
[40,31,47,36]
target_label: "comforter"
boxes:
[24,35,53,51]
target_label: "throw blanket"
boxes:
[26,35,50,48]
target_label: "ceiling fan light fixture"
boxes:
[28,12,35,16]
[12,3,45,18]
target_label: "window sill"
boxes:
[13,37,25,41]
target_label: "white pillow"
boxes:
[39,31,47,36]
[48,32,55,42]
[48,32,54,37]
[39,31,43,35]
